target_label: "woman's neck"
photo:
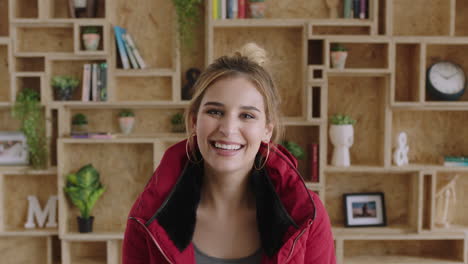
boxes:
[199,164,255,214]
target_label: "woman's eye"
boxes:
[207,109,223,116]
[241,113,255,119]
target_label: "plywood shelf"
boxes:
[0,230,58,237]
[345,256,464,264]
[114,68,175,77]
[61,232,123,241]
[327,68,391,76]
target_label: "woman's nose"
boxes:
[218,115,238,136]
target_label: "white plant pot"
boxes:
[82,33,100,51]
[329,124,354,167]
[74,0,87,8]
[119,117,135,135]
[330,51,348,70]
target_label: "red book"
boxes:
[310,143,319,182]
[238,0,245,18]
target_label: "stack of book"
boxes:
[82,62,107,102]
[343,0,369,19]
[71,132,114,139]
[443,156,468,167]
[114,25,147,70]
[213,0,247,19]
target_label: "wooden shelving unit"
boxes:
[0,0,467,263]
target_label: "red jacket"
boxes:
[123,140,336,264]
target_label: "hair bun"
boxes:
[238,42,268,66]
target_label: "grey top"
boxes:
[194,244,263,264]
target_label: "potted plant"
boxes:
[12,88,48,169]
[82,26,101,51]
[171,112,186,133]
[329,114,356,167]
[63,164,106,233]
[172,0,202,50]
[249,0,266,18]
[281,140,305,160]
[52,75,79,101]
[118,109,135,135]
[330,43,348,70]
[72,113,88,133]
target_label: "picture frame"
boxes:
[0,131,29,165]
[343,192,386,227]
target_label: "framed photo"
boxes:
[0,132,29,165]
[343,192,386,227]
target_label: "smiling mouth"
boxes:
[210,141,244,150]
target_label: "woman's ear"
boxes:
[191,115,197,131]
[264,122,274,142]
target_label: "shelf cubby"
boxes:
[343,238,465,264]
[15,26,74,53]
[0,44,10,102]
[308,39,325,66]
[433,171,468,231]
[392,110,468,165]
[50,0,106,19]
[0,108,21,131]
[58,141,154,236]
[75,23,107,55]
[328,76,388,167]
[12,0,39,19]
[49,58,107,102]
[425,43,468,102]
[0,235,50,264]
[326,171,420,231]
[311,25,371,36]
[16,56,45,72]
[65,240,107,264]
[455,0,468,36]
[0,0,8,36]
[328,41,389,69]
[391,0,451,36]
[307,85,322,119]
[1,173,57,232]
[394,43,421,103]
[114,76,173,102]
[15,75,42,102]
[108,0,176,70]
[69,107,186,135]
[214,26,305,117]
[283,125,320,182]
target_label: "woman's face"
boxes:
[194,76,273,175]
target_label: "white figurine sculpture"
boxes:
[24,195,58,229]
[393,132,409,166]
[329,124,354,167]
[435,175,458,228]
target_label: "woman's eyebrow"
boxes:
[203,101,261,112]
[203,101,223,107]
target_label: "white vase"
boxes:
[74,0,87,8]
[330,51,348,70]
[119,117,135,135]
[329,124,354,167]
[82,33,100,51]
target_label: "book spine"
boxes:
[96,62,101,101]
[444,161,468,167]
[213,0,218,19]
[360,0,367,19]
[99,63,108,101]
[238,0,245,18]
[221,0,226,19]
[232,0,238,18]
[122,33,139,69]
[310,143,319,182]
[124,33,147,69]
[344,0,352,18]
[444,156,468,162]
[353,0,360,18]
[81,64,91,102]
[227,0,234,19]
[113,26,130,69]
[92,63,98,101]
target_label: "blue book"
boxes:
[113,26,130,69]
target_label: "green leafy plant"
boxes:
[281,141,305,160]
[172,0,202,50]
[331,43,347,52]
[82,26,99,34]
[330,114,356,125]
[118,109,135,118]
[171,112,184,125]
[72,113,88,125]
[12,88,48,169]
[63,164,106,220]
[51,75,79,92]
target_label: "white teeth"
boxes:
[214,142,241,150]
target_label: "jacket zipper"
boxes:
[130,217,174,264]
[285,225,308,263]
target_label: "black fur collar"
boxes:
[149,155,298,257]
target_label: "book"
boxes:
[99,62,108,101]
[71,132,115,139]
[343,0,352,18]
[359,0,367,19]
[444,156,468,162]
[92,63,98,101]
[121,31,139,69]
[444,161,468,167]
[227,0,238,18]
[113,26,130,69]
[353,0,360,18]
[310,143,319,182]
[124,33,147,69]
[81,63,91,102]
[213,0,218,19]
[238,0,246,18]
[220,0,226,19]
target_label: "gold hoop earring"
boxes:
[186,132,203,164]
[255,141,270,170]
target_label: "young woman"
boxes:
[123,43,336,264]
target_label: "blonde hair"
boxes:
[185,43,283,152]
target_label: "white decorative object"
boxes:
[24,195,58,229]
[0,131,29,165]
[329,124,354,167]
[393,132,409,166]
[435,175,458,228]
[119,117,135,135]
